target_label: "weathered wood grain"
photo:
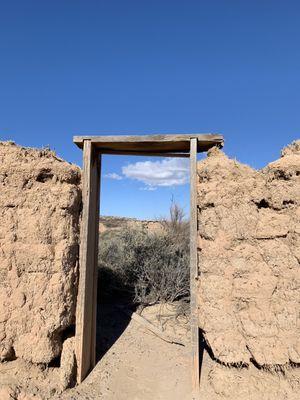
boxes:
[73,134,223,153]
[75,140,100,383]
[190,138,200,399]
[96,150,190,158]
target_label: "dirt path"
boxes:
[2,302,297,400]
[59,304,191,400]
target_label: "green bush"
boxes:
[98,204,190,306]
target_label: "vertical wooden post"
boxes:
[75,140,101,383]
[190,138,200,399]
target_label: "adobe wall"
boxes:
[0,142,81,365]
[1,138,299,399]
[197,140,300,397]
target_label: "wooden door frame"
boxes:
[73,134,223,398]
[189,138,200,399]
[75,140,101,383]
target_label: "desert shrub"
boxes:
[98,204,190,306]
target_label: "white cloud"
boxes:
[122,158,189,188]
[139,186,157,191]
[104,172,123,180]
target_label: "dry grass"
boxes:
[98,202,190,309]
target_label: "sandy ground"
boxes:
[0,301,207,400]
[2,301,298,400]
[58,303,192,400]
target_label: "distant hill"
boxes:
[99,216,163,234]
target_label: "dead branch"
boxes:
[116,305,186,347]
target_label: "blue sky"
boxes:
[0,1,299,219]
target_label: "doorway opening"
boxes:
[73,134,223,399]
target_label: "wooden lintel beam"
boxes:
[98,150,190,158]
[73,133,223,145]
[73,134,224,154]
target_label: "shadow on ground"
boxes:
[95,267,137,362]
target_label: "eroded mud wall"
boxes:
[198,141,300,400]
[0,142,81,364]
[197,140,300,397]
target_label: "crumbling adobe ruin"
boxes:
[197,140,300,398]
[0,142,81,398]
[0,139,299,399]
